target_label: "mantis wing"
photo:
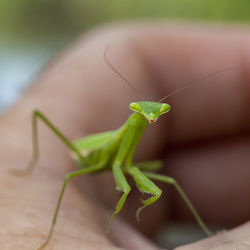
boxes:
[73,131,114,150]
[71,131,114,162]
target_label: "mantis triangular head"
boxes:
[130,101,170,123]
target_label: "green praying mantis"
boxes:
[10,47,232,249]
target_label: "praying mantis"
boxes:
[10,47,232,249]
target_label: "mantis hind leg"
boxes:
[38,164,103,250]
[143,171,212,236]
[10,110,87,175]
[128,166,162,220]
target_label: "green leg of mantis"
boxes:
[128,166,162,220]
[38,164,104,250]
[10,110,88,175]
[107,124,140,232]
[136,160,163,172]
[107,162,131,233]
[143,171,212,236]
[6,110,101,247]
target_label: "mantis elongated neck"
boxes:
[128,112,149,130]
[123,112,148,168]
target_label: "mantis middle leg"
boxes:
[136,160,163,172]
[143,171,212,236]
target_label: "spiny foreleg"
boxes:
[107,162,131,233]
[128,166,162,220]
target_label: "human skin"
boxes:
[1,23,250,249]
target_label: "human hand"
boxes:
[0,22,250,249]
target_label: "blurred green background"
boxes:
[0,0,249,247]
[1,0,250,40]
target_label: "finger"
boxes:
[165,136,250,224]
[1,23,250,239]
[137,24,250,144]
[102,210,158,250]
[176,221,250,250]
[0,24,165,248]
[3,24,250,170]
[0,25,166,174]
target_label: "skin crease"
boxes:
[0,22,250,249]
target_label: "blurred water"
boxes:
[0,43,55,114]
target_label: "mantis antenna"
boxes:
[104,45,233,103]
[158,67,234,103]
[104,45,146,101]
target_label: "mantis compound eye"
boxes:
[160,103,171,114]
[130,102,142,112]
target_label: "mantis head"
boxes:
[130,102,171,123]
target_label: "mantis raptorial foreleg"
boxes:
[128,167,162,220]
[143,171,212,236]
[38,164,104,250]
[107,162,131,232]
[107,125,139,232]
[10,110,88,175]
